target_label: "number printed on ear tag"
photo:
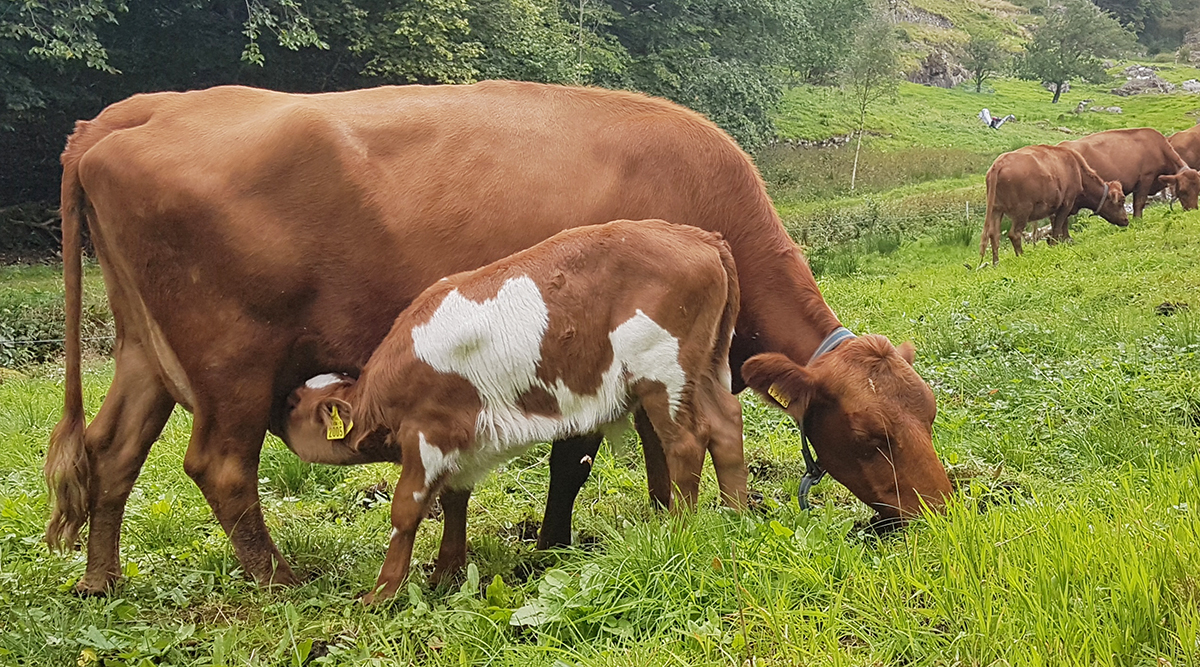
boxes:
[767,384,790,408]
[327,405,347,440]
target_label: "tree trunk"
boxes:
[975,72,983,93]
[1052,81,1063,104]
[851,106,866,191]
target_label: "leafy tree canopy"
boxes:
[1017,0,1136,103]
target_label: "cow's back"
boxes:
[1061,128,1178,189]
[987,145,1079,216]
[71,83,788,418]
[1170,125,1200,168]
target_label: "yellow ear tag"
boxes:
[767,384,791,408]
[326,405,350,441]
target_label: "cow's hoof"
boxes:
[74,575,115,597]
[429,560,467,588]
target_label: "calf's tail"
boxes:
[45,124,92,550]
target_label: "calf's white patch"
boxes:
[410,275,687,489]
[305,373,348,390]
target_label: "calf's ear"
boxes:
[317,397,357,445]
[896,341,916,366]
[741,352,823,419]
[1159,174,1177,186]
[1107,181,1124,205]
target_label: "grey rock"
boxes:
[1182,79,1200,93]
[907,50,968,89]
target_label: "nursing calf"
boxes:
[283,220,744,602]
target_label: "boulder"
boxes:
[1112,67,1176,96]
[1182,79,1200,93]
[908,50,968,89]
[1184,29,1200,66]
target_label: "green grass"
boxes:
[3,203,1200,664]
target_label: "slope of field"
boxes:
[2,205,1198,665]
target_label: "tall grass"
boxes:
[2,205,1199,664]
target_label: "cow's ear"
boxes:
[741,353,823,418]
[318,397,356,445]
[1159,174,1178,186]
[1109,181,1125,205]
[896,341,916,366]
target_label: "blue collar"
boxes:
[809,326,856,364]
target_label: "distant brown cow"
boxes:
[1169,124,1200,170]
[981,145,1128,265]
[283,220,743,602]
[1060,128,1200,216]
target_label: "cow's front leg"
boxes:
[430,487,471,584]
[538,434,603,549]
[365,451,438,604]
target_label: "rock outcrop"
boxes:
[1112,65,1176,96]
[908,49,968,88]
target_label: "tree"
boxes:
[963,35,1005,93]
[842,7,899,191]
[1018,0,1135,103]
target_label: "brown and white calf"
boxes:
[282,219,745,602]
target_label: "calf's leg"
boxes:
[430,487,471,584]
[538,434,603,549]
[637,390,704,509]
[635,407,673,510]
[702,384,747,508]
[366,447,438,604]
[75,342,176,594]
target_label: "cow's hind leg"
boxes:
[538,434,603,549]
[1007,218,1027,257]
[76,342,176,594]
[184,404,297,588]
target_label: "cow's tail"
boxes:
[981,169,1003,266]
[45,123,92,551]
[712,236,741,389]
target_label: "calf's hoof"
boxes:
[429,557,467,587]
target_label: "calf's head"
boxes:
[742,335,952,521]
[282,373,364,453]
[1160,169,1200,210]
[1096,180,1129,227]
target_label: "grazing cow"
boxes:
[1169,124,1200,170]
[47,82,952,595]
[1060,128,1200,216]
[283,220,743,601]
[981,145,1128,265]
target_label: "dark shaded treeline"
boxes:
[1,0,867,207]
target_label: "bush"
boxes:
[0,265,112,368]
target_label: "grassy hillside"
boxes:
[2,205,1199,665]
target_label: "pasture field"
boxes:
[2,203,1199,665]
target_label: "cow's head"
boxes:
[281,373,369,459]
[742,335,952,521]
[1096,180,1129,227]
[1160,169,1200,210]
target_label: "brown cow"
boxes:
[1169,123,1200,170]
[46,82,952,595]
[981,144,1128,265]
[283,219,743,601]
[1060,128,1200,216]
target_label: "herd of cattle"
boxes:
[40,80,1188,603]
[981,125,1200,265]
